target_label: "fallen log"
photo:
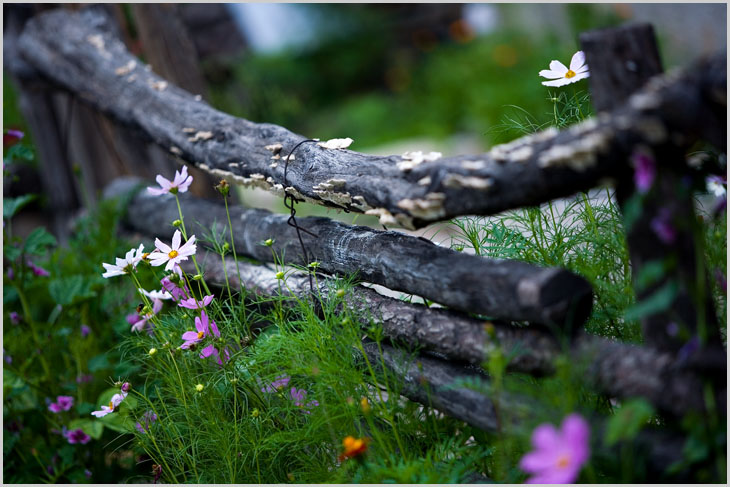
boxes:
[109,177,593,328]
[16,8,726,229]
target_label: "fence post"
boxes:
[580,25,724,367]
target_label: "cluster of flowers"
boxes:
[47,395,91,445]
[261,374,319,414]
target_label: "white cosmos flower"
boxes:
[148,230,196,271]
[102,244,145,278]
[539,51,590,87]
[139,287,173,300]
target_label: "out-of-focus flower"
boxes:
[152,464,163,483]
[338,436,370,461]
[48,395,74,413]
[65,428,91,445]
[121,382,132,393]
[195,384,204,392]
[135,410,158,434]
[91,391,127,418]
[7,267,14,280]
[4,129,24,148]
[76,374,93,384]
[161,274,189,301]
[140,287,173,301]
[290,387,319,414]
[4,348,12,364]
[519,413,590,484]
[148,230,196,271]
[650,207,676,244]
[178,294,214,310]
[706,175,726,197]
[9,311,20,325]
[147,166,193,196]
[632,152,656,194]
[262,374,291,393]
[80,324,91,338]
[129,299,163,333]
[26,259,50,277]
[539,51,590,87]
[102,244,145,278]
[180,311,217,349]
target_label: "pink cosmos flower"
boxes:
[519,413,590,484]
[178,294,214,310]
[148,230,196,271]
[290,387,319,414]
[26,259,50,277]
[91,391,127,418]
[102,244,145,278]
[262,374,291,393]
[180,311,218,349]
[161,275,190,301]
[48,395,74,413]
[65,428,91,445]
[147,166,193,196]
[200,343,230,365]
[128,298,163,333]
[632,152,655,194]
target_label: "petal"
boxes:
[178,298,196,309]
[519,450,558,473]
[208,318,220,337]
[196,313,207,334]
[202,295,214,306]
[182,331,199,341]
[575,64,590,74]
[147,186,167,196]
[179,176,193,192]
[548,60,568,75]
[532,423,561,450]
[542,78,573,87]
[571,72,590,82]
[569,51,586,72]
[538,69,563,79]
[155,174,171,188]
[155,238,171,254]
[164,258,178,272]
[200,345,218,359]
[152,298,163,314]
[171,230,181,251]
[562,414,590,462]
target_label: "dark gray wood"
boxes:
[15,8,726,229]
[581,25,725,359]
[108,178,592,328]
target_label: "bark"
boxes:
[15,8,726,229]
[109,178,592,328]
[581,24,725,362]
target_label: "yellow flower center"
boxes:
[197,331,205,339]
[565,69,576,79]
[108,401,114,410]
[556,454,571,469]
[168,250,179,259]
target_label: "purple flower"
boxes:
[178,294,215,310]
[290,387,319,414]
[48,395,74,413]
[26,259,50,277]
[9,311,20,325]
[262,374,291,393]
[200,343,230,365]
[632,152,655,194]
[76,374,93,384]
[677,335,700,364]
[650,207,676,244]
[7,268,14,280]
[519,413,590,484]
[129,299,163,333]
[135,410,158,434]
[121,382,132,393]
[65,428,91,445]
[6,129,24,140]
[3,348,11,364]
[80,324,91,338]
[84,469,92,479]
[180,311,218,349]
[161,275,190,301]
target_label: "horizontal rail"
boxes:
[16,8,726,229]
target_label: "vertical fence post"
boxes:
[580,25,724,369]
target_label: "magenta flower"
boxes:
[7,268,14,280]
[519,413,590,484]
[135,410,158,434]
[148,230,197,271]
[6,129,24,140]
[80,324,91,338]
[65,428,91,445]
[48,395,74,413]
[147,165,193,196]
[200,343,230,365]
[9,311,20,325]
[161,275,190,301]
[650,207,676,244]
[632,152,656,194]
[26,259,50,277]
[178,294,214,310]
[91,391,127,418]
[262,374,291,393]
[180,311,218,349]
[128,298,163,333]
[290,387,319,414]
[3,348,12,364]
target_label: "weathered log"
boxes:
[581,25,725,359]
[109,177,592,328]
[16,8,726,229]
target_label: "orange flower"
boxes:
[338,436,369,461]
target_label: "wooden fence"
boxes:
[7,7,726,480]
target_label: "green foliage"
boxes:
[604,399,655,447]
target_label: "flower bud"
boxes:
[195,383,204,392]
[336,289,345,298]
[251,408,259,418]
[172,219,182,227]
[264,238,274,247]
[121,382,132,393]
[148,348,157,356]
[360,397,371,414]
[215,179,230,197]
[222,242,230,252]
[192,274,203,281]
[275,271,285,280]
